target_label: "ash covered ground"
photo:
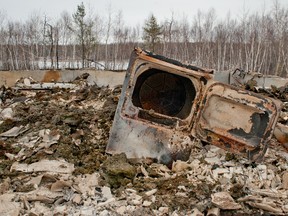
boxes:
[0,76,288,215]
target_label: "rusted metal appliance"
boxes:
[106,48,282,166]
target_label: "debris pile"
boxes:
[0,76,288,215]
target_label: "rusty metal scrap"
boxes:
[106,48,282,166]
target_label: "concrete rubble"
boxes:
[0,67,288,215]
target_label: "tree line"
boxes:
[0,1,287,76]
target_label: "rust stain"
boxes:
[41,70,61,82]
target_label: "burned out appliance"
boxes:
[106,48,281,166]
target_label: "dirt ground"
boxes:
[0,75,288,215]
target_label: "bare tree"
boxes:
[58,11,74,68]
[24,12,42,70]
[0,10,7,70]
[104,4,112,69]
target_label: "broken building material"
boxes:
[10,160,75,174]
[211,192,242,210]
[0,67,288,215]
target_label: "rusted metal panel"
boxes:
[230,69,288,89]
[213,68,288,89]
[192,82,282,161]
[107,48,207,166]
[106,48,282,165]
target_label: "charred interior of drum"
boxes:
[132,68,196,120]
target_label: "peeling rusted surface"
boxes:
[192,82,282,161]
[106,48,282,165]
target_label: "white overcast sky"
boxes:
[1,0,288,26]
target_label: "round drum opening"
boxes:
[132,69,196,119]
